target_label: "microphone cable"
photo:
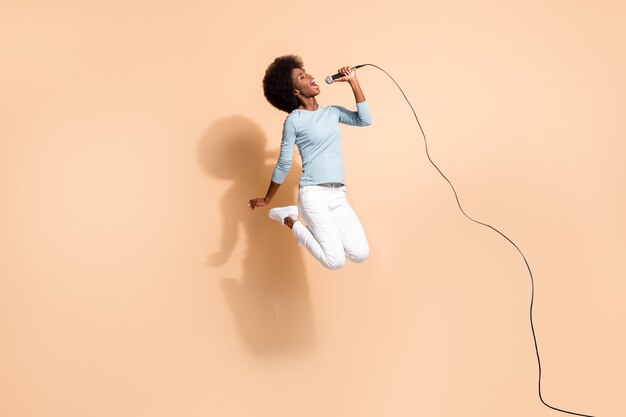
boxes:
[359,63,594,417]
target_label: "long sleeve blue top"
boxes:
[271,100,372,187]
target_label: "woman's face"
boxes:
[291,68,320,98]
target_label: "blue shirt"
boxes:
[271,100,372,187]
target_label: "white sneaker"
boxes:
[268,206,299,225]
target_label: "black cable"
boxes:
[361,63,594,417]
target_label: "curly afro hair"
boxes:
[262,54,304,114]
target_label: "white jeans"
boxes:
[292,183,369,270]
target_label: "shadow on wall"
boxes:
[197,115,316,356]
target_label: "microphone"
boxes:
[325,64,367,84]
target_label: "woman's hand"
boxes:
[335,65,366,103]
[248,197,268,210]
[334,66,357,83]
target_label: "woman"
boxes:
[248,55,372,270]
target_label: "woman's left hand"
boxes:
[334,66,356,82]
[248,197,268,210]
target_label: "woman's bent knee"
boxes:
[347,248,369,264]
[323,254,346,270]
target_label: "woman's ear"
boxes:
[294,89,300,96]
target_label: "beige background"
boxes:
[1,1,624,416]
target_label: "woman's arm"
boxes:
[249,116,296,210]
[248,180,280,210]
[333,66,372,126]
